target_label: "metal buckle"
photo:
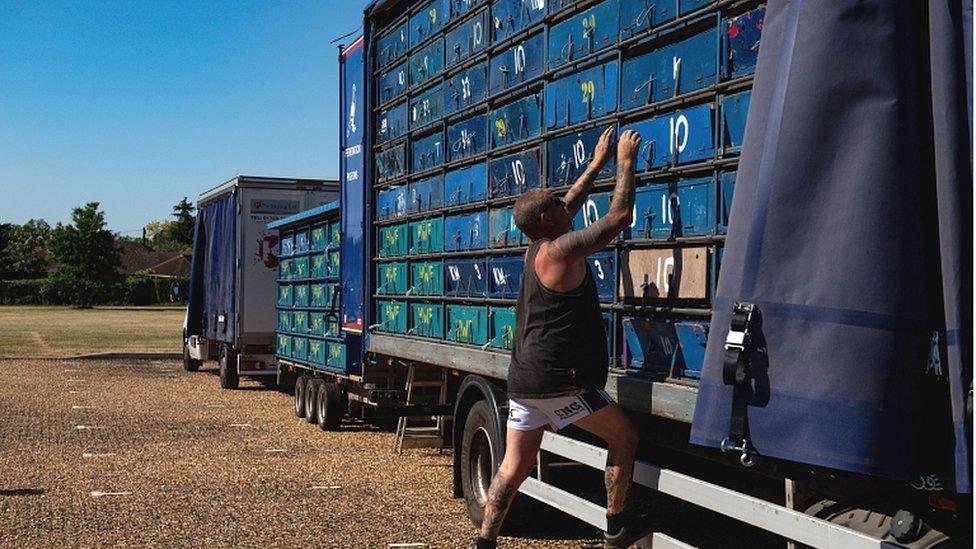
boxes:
[720,437,757,467]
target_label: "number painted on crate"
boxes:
[329,345,342,359]
[573,138,586,169]
[495,118,507,139]
[669,114,689,155]
[664,192,681,225]
[398,70,406,86]
[448,265,460,281]
[514,45,527,76]
[659,334,674,356]
[511,159,526,187]
[656,255,675,294]
[461,76,472,100]
[492,267,507,286]
[593,260,605,280]
[385,267,399,286]
[384,303,401,321]
[473,262,482,279]
[428,7,437,24]
[581,80,595,103]
[473,21,484,47]
[581,14,596,39]
[582,198,599,227]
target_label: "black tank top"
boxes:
[507,239,608,398]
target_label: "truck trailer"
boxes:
[241,0,972,546]
[183,175,339,388]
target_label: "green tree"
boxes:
[9,219,50,278]
[0,223,16,279]
[48,203,121,307]
[170,197,195,248]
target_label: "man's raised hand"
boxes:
[589,125,616,170]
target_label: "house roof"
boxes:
[117,241,190,277]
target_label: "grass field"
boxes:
[0,306,184,357]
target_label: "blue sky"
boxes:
[0,0,366,234]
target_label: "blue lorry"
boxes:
[201,0,973,546]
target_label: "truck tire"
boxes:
[317,382,345,431]
[219,345,239,390]
[460,399,499,528]
[294,376,308,418]
[304,379,320,424]
[182,344,201,372]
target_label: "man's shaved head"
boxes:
[514,189,567,240]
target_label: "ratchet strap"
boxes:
[720,302,758,467]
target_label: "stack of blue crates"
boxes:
[275,206,347,372]
[370,0,766,379]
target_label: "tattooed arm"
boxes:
[562,125,615,217]
[548,130,641,261]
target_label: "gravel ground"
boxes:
[0,358,783,548]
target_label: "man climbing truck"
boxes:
[473,129,650,549]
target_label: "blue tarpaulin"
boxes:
[691,0,972,493]
[190,195,238,344]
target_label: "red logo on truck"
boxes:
[256,234,280,268]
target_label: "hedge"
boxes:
[0,276,188,306]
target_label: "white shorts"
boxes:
[506,389,614,431]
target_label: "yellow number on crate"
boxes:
[582,14,595,39]
[419,264,435,283]
[385,303,401,321]
[329,345,342,359]
[581,80,595,103]
[494,118,507,139]
[312,316,322,331]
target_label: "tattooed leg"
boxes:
[480,473,521,539]
[480,426,546,539]
[605,442,636,514]
[573,403,639,514]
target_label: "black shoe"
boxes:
[603,510,654,548]
[471,536,497,549]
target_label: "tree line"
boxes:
[0,198,196,307]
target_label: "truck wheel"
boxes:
[182,344,201,372]
[294,376,308,418]
[219,345,239,390]
[304,379,320,424]
[460,400,499,528]
[317,382,345,431]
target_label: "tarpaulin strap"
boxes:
[720,302,758,467]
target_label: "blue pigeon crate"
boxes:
[444,163,488,207]
[545,60,619,130]
[409,38,445,87]
[548,0,619,69]
[447,115,489,163]
[490,0,546,42]
[444,211,488,251]
[445,257,488,297]
[411,131,445,173]
[489,147,541,198]
[487,255,524,299]
[547,126,616,188]
[445,8,487,68]
[488,32,545,96]
[408,175,445,214]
